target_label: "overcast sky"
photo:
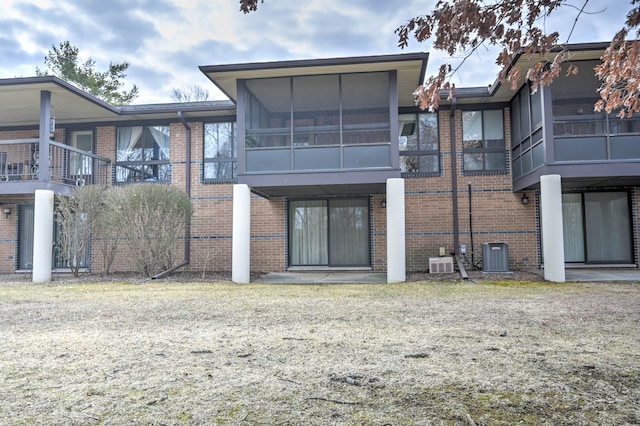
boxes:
[0,0,630,104]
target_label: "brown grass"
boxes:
[0,279,638,424]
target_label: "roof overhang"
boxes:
[440,42,610,105]
[199,52,429,108]
[0,76,237,128]
[0,76,121,127]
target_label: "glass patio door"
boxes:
[289,198,370,267]
[562,191,632,264]
[18,204,89,270]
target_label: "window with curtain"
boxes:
[204,122,237,182]
[116,125,170,183]
[399,113,440,175]
[462,110,506,173]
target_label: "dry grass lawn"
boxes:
[0,278,638,425]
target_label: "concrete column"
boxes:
[32,190,54,283]
[386,178,406,283]
[540,174,565,282]
[232,184,251,283]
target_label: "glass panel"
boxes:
[532,142,544,169]
[70,131,93,177]
[246,149,291,172]
[584,192,632,263]
[344,145,390,168]
[116,126,170,182]
[293,75,340,146]
[551,60,600,118]
[463,153,483,171]
[204,122,235,159]
[418,113,439,150]
[342,72,390,145]
[555,137,607,161]
[289,200,328,266]
[18,204,34,270]
[511,92,521,144]
[485,152,505,171]
[398,114,418,150]
[204,162,236,180]
[400,154,439,173]
[512,156,522,178]
[519,89,530,137]
[329,199,369,266]
[419,154,439,173]
[522,150,532,175]
[484,110,504,141]
[610,135,640,159]
[462,111,482,143]
[531,88,542,128]
[294,147,340,170]
[562,193,585,262]
[245,77,291,148]
[400,155,419,173]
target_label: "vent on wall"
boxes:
[429,257,454,274]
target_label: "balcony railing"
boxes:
[0,139,111,186]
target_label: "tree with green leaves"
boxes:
[36,41,139,105]
[240,0,639,118]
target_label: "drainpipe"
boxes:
[450,97,460,257]
[152,111,192,279]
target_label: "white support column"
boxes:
[32,190,54,283]
[386,178,406,283]
[540,174,565,282]
[232,184,251,284]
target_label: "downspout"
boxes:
[450,97,459,257]
[152,111,192,279]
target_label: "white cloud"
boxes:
[0,0,632,103]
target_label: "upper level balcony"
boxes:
[0,138,111,200]
[552,113,640,162]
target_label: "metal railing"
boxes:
[0,139,111,186]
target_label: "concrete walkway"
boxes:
[565,268,640,282]
[255,269,640,284]
[255,271,387,284]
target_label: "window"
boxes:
[69,130,93,181]
[204,122,237,181]
[243,72,391,172]
[462,110,506,173]
[116,126,170,183]
[399,113,439,175]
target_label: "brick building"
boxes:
[0,42,638,281]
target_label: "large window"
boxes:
[511,85,544,179]
[399,113,439,175]
[462,110,506,173]
[204,122,237,182]
[243,72,391,172]
[116,125,170,183]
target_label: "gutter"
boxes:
[151,111,192,279]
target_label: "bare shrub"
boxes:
[109,184,192,277]
[55,185,107,277]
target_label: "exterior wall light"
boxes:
[521,193,529,205]
[4,208,11,218]
[381,199,386,208]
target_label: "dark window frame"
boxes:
[203,121,237,183]
[115,125,171,184]
[398,112,441,177]
[462,109,507,175]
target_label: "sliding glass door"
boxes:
[289,198,370,267]
[562,191,632,264]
